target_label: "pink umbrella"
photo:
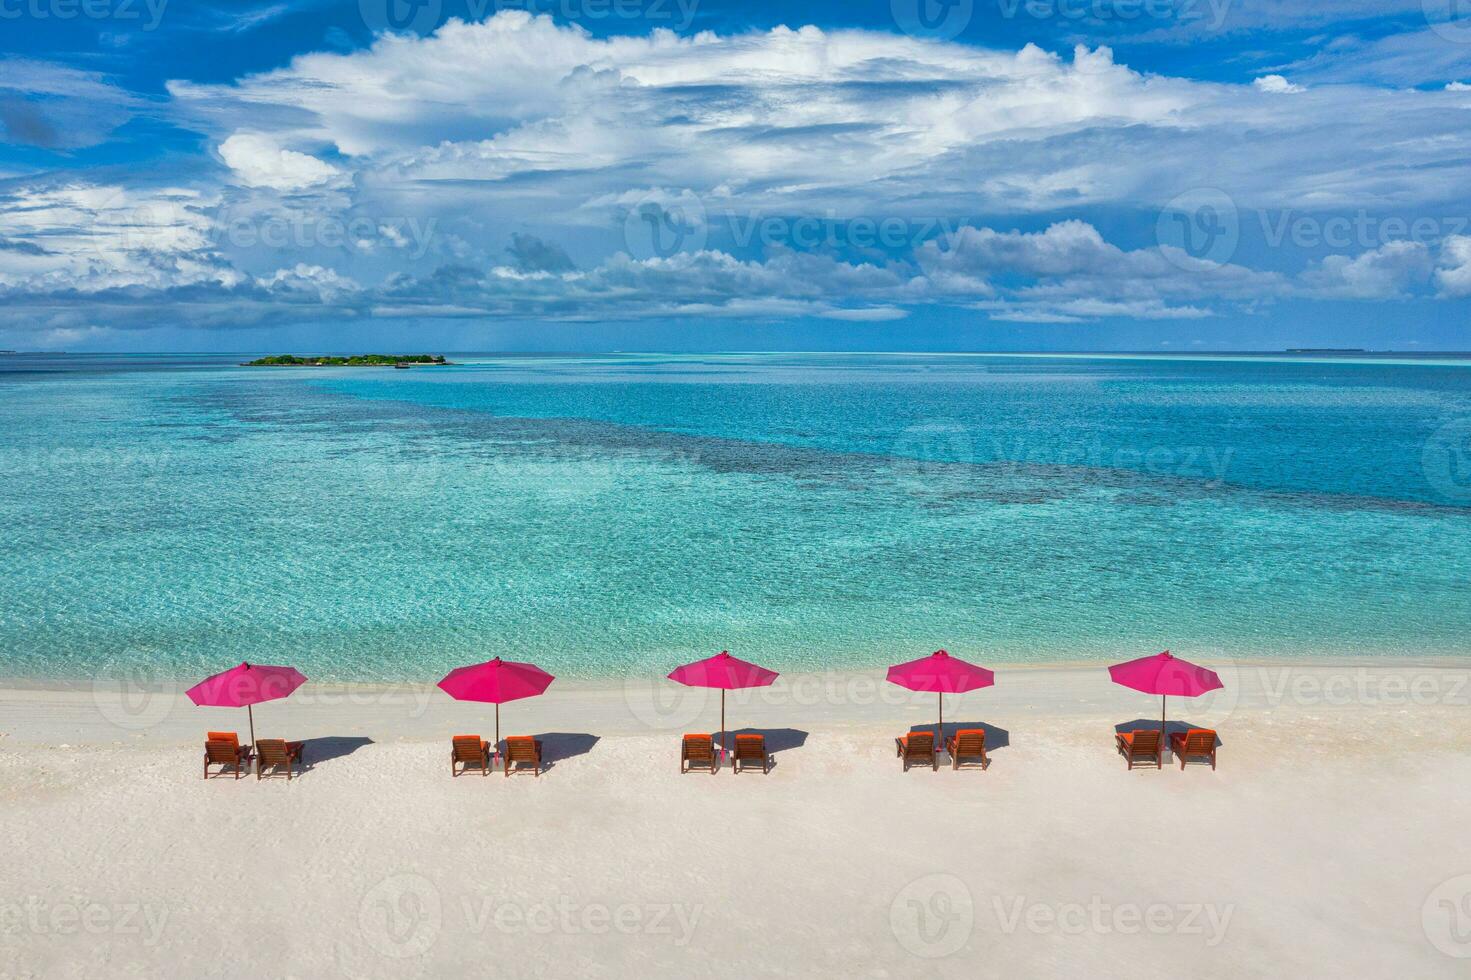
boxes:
[667,651,778,760]
[438,657,556,753]
[886,650,995,750]
[1108,650,1222,736]
[185,662,308,747]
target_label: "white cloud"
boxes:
[1253,74,1303,93]
[167,14,1471,218]
[218,133,340,191]
[1434,235,1471,297]
[1299,240,1433,299]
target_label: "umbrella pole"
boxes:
[1161,694,1167,761]
[247,703,255,748]
[938,693,944,754]
[495,703,501,764]
[720,690,726,767]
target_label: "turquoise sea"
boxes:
[1,352,1468,681]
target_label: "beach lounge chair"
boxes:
[1169,728,1218,770]
[204,731,251,780]
[452,735,492,777]
[946,729,988,771]
[256,738,306,780]
[1116,729,1162,770]
[503,736,542,777]
[681,733,717,774]
[896,731,938,772]
[732,733,771,774]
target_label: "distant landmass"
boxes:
[1284,348,1367,354]
[244,354,449,367]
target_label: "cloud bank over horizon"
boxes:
[3,9,1471,348]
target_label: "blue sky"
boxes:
[2,0,1470,351]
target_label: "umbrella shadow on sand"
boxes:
[299,736,374,771]
[530,733,601,771]
[718,728,809,771]
[908,721,1010,752]
[1114,720,1223,746]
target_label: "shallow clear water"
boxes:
[1,352,1468,681]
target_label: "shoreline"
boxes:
[7,650,1470,693]
[10,657,1469,750]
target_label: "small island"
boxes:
[244,354,449,368]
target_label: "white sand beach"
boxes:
[4,660,1471,978]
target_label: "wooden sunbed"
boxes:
[896,731,938,772]
[681,733,717,774]
[204,731,251,780]
[1115,729,1162,770]
[732,733,771,774]
[945,729,988,771]
[256,738,306,780]
[503,736,543,777]
[451,735,492,777]
[1168,728,1218,770]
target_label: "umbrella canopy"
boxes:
[437,657,556,752]
[886,649,995,694]
[886,650,995,751]
[438,657,555,704]
[667,650,778,691]
[667,651,778,761]
[1108,650,1222,737]
[1108,650,1221,697]
[186,662,307,746]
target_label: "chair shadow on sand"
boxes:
[531,733,601,771]
[718,728,809,771]
[907,722,1011,753]
[298,736,374,772]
